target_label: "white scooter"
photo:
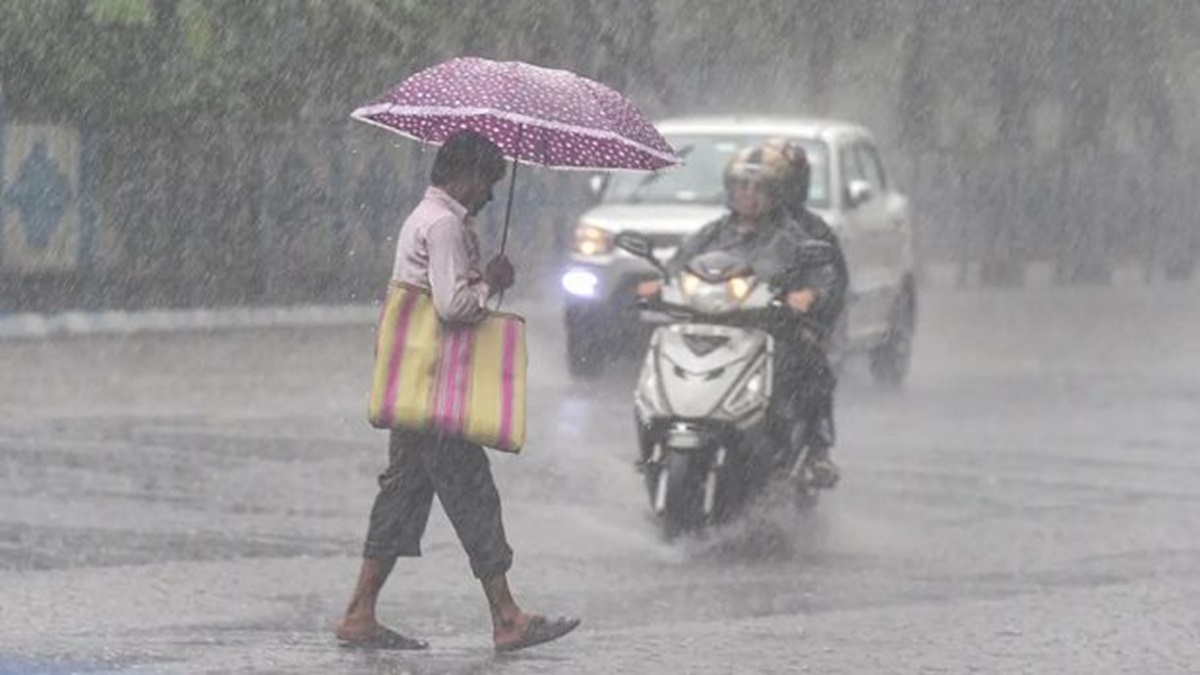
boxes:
[614,231,834,539]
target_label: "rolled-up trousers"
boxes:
[361,428,513,580]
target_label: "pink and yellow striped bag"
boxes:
[368,282,527,453]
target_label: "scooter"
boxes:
[614,231,834,539]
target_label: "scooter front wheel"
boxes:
[655,451,705,540]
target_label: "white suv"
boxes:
[559,115,918,385]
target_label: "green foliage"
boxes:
[0,0,1193,289]
[178,0,214,59]
[86,0,153,25]
[0,0,1192,147]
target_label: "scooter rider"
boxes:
[762,138,848,487]
[636,143,841,487]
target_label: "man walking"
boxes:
[335,130,580,652]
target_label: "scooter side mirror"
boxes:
[614,230,668,276]
[614,230,652,257]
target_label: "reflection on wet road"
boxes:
[1,287,1198,673]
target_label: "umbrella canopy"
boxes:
[351,57,681,172]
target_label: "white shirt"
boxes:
[391,186,491,323]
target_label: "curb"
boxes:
[919,261,1198,290]
[0,304,380,339]
[0,296,561,340]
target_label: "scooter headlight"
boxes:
[681,274,756,313]
[727,276,753,302]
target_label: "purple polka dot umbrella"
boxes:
[351,57,682,253]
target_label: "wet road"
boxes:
[1,287,1198,673]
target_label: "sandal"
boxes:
[338,626,429,651]
[495,615,581,653]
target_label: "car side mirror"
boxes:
[846,179,874,208]
[614,230,666,274]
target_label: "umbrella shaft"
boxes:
[501,152,518,255]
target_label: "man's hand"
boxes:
[635,279,663,298]
[484,254,515,293]
[786,288,817,313]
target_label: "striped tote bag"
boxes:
[368,282,527,453]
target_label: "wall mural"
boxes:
[1,125,87,273]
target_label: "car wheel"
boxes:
[869,282,916,388]
[826,313,850,379]
[566,332,607,379]
[565,309,609,379]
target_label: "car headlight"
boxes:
[561,269,599,298]
[572,223,613,256]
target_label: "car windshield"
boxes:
[603,134,830,209]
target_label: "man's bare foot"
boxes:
[494,613,581,653]
[334,615,377,642]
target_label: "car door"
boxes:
[837,138,892,342]
[855,141,910,322]
[859,140,912,319]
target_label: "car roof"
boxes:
[654,115,873,143]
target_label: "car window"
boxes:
[839,145,865,190]
[856,143,887,193]
[603,134,830,209]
